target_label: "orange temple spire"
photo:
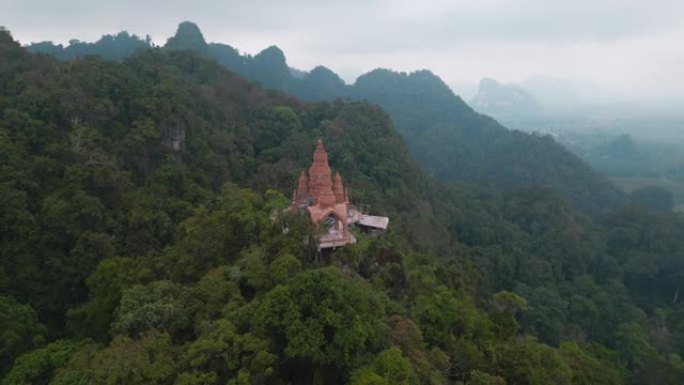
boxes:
[291,139,355,249]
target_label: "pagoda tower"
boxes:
[291,139,354,248]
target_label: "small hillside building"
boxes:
[291,139,388,249]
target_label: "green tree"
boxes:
[350,347,416,385]
[490,291,527,339]
[496,337,573,385]
[112,280,197,339]
[467,370,506,385]
[0,296,47,375]
[67,257,153,340]
[51,331,177,385]
[558,342,622,385]
[242,267,388,381]
[182,318,276,384]
[2,339,86,385]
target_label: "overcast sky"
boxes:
[4,0,684,104]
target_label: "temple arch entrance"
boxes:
[324,212,344,232]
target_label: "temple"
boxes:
[292,139,389,249]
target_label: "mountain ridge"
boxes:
[24,21,625,213]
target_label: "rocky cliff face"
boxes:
[470,78,542,119]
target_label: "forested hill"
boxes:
[26,21,625,214]
[6,27,684,385]
[26,31,151,61]
[348,69,623,213]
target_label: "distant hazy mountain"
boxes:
[470,78,543,121]
[469,75,612,121]
[468,76,684,185]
